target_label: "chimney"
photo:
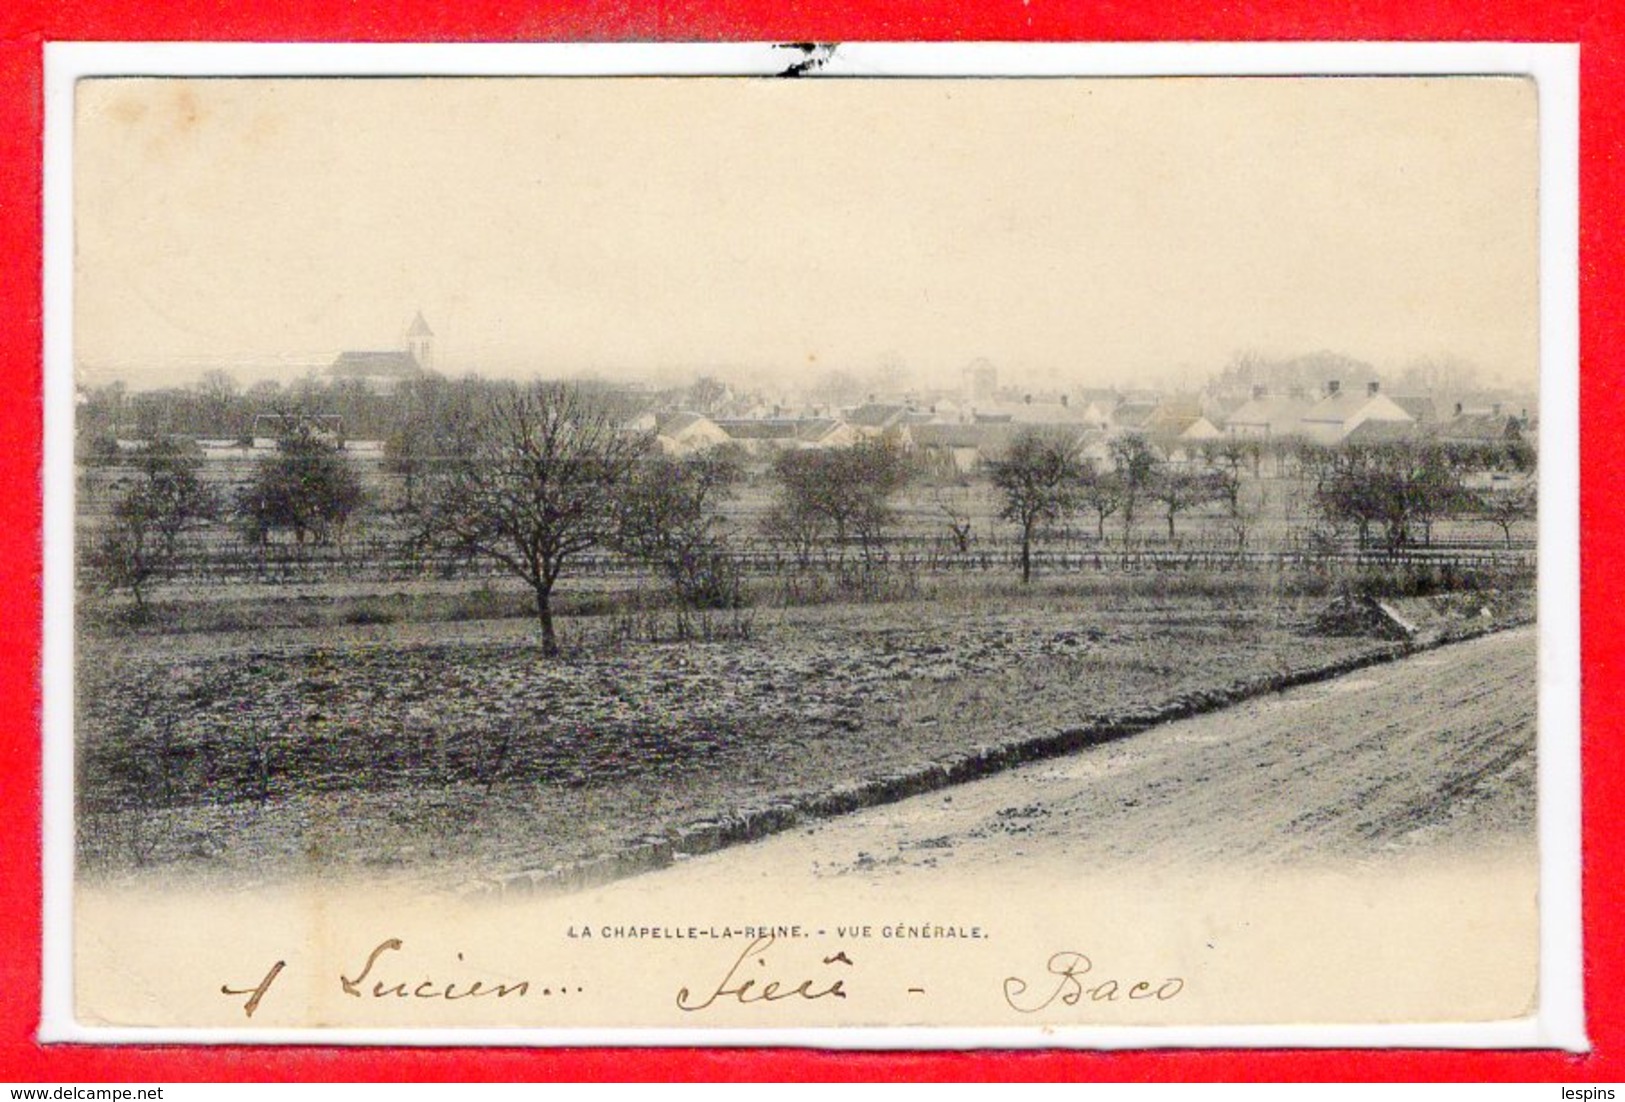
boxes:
[1454,402,1463,417]
[1326,380,1341,397]
[1367,381,1380,397]
[1061,394,1070,407]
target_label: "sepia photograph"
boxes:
[47,50,1578,1041]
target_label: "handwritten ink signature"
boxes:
[340,937,532,1000]
[221,960,285,1018]
[676,934,851,1011]
[222,939,536,1017]
[1003,951,1184,1013]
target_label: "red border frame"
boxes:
[2,1,1616,1084]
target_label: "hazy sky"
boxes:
[74,76,1538,392]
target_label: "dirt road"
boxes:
[629,625,1537,886]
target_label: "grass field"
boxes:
[74,578,1533,891]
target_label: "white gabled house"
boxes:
[1219,387,1312,442]
[654,412,732,456]
[1298,380,1415,445]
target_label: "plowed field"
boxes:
[74,594,1533,888]
[655,624,1537,884]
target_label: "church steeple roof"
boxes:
[407,311,434,338]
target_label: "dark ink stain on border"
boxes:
[778,43,839,78]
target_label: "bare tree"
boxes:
[988,430,1083,584]
[1217,471,1266,549]
[930,483,976,554]
[759,494,826,567]
[686,375,729,414]
[192,369,243,438]
[416,381,652,656]
[383,375,477,511]
[848,439,915,561]
[1148,468,1224,541]
[765,439,913,566]
[616,451,746,608]
[235,413,364,549]
[1108,434,1162,543]
[88,437,216,615]
[1308,440,1466,553]
[1201,436,1263,481]
[1076,463,1122,541]
[1377,441,1458,550]
[1474,483,1536,547]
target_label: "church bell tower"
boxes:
[406,310,435,370]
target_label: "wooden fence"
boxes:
[83,529,1535,589]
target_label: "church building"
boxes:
[327,311,435,393]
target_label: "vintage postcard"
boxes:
[40,43,1583,1046]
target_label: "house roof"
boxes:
[1438,413,1520,442]
[1147,397,1203,423]
[916,422,1096,451]
[717,419,800,441]
[1003,401,1089,425]
[796,418,851,444]
[329,351,424,379]
[912,424,987,448]
[1143,415,1222,451]
[1301,390,1373,424]
[1342,419,1425,445]
[1146,412,1203,437]
[913,423,1020,449]
[1303,390,1414,426]
[846,403,909,428]
[656,412,719,439]
[712,417,854,445]
[1220,395,1310,432]
[1112,401,1159,429]
[1205,393,1252,421]
[1391,395,1437,423]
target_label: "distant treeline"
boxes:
[77,371,443,444]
